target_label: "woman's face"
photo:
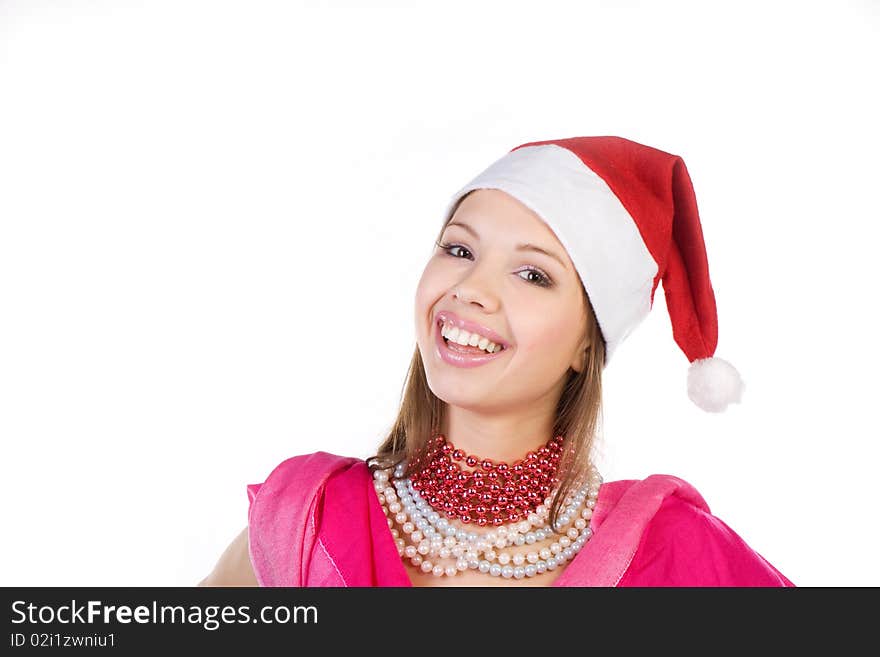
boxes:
[414,188,590,413]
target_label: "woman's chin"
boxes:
[426,378,509,409]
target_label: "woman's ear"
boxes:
[570,338,592,374]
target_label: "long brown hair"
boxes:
[366,192,607,532]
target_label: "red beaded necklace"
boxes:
[408,433,564,527]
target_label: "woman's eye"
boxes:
[518,269,552,288]
[436,242,472,259]
[441,243,470,258]
[436,242,554,288]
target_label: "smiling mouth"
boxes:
[436,318,507,354]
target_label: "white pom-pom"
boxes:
[687,356,745,412]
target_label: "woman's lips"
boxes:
[434,319,509,369]
[434,310,511,350]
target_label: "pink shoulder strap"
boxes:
[246,451,360,587]
[554,474,709,587]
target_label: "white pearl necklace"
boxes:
[373,460,602,580]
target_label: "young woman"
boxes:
[200,135,793,587]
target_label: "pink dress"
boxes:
[246,451,793,587]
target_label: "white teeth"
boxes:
[440,321,503,353]
[454,332,470,346]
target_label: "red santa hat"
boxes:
[441,135,744,413]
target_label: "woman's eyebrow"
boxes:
[445,221,569,271]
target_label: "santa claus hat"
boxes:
[441,135,744,413]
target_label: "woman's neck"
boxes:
[439,406,557,463]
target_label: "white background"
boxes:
[1,0,877,587]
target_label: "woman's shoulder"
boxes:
[604,472,794,586]
[599,472,754,550]
[594,473,711,525]
[245,451,372,587]
[247,450,367,503]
